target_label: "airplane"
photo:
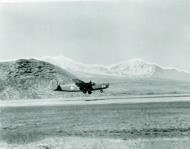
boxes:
[54,79,109,94]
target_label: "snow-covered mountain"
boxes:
[41,56,190,81]
[109,59,156,77]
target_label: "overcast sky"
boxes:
[0,0,190,71]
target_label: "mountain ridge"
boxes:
[41,56,190,81]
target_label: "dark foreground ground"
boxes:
[1,100,190,145]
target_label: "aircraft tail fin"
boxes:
[54,85,62,91]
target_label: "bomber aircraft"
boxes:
[54,79,109,94]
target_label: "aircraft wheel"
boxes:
[83,90,87,94]
[88,91,92,94]
[100,89,103,93]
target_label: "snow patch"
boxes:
[110,58,156,77]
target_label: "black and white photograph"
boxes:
[0,0,190,148]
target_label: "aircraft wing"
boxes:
[72,79,85,87]
[72,79,85,84]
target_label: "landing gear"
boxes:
[100,89,103,93]
[88,91,92,94]
[83,90,87,94]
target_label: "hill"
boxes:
[0,59,77,100]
